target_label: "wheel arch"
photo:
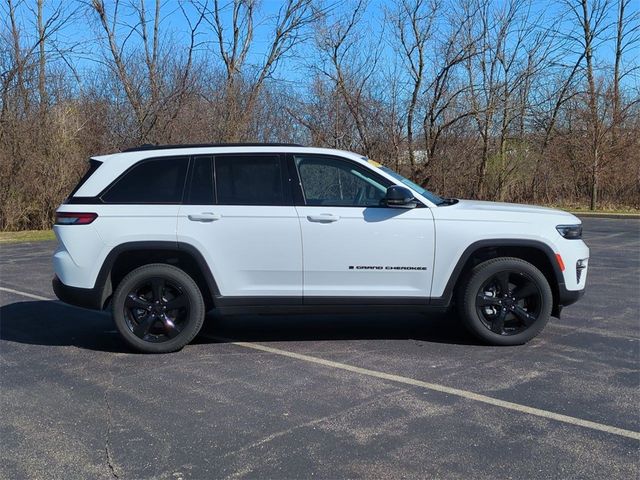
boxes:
[433,239,564,314]
[95,241,219,310]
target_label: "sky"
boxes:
[5,0,640,92]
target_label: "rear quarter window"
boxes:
[101,156,189,204]
[67,159,102,199]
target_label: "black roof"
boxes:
[122,143,304,152]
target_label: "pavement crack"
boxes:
[224,387,407,464]
[104,367,120,479]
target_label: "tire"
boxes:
[457,257,553,346]
[112,263,205,353]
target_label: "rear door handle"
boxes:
[188,212,221,222]
[307,214,340,223]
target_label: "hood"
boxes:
[444,199,580,223]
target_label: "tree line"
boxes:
[1,0,638,231]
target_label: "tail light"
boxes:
[55,212,98,225]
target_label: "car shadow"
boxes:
[0,300,480,353]
[199,310,479,346]
[0,300,129,353]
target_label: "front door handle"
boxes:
[307,213,340,223]
[188,212,221,222]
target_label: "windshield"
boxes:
[369,162,445,205]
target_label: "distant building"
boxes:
[399,149,429,164]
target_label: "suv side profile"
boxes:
[53,144,589,353]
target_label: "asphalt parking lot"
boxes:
[1,217,638,479]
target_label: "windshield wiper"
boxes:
[437,198,458,206]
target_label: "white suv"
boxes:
[53,144,589,353]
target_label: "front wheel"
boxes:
[112,264,205,353]
[457,257,553,346]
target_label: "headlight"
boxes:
[556,224,582,239]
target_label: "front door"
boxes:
[292,154,435,300]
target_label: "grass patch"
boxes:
[567,207,640,215]
[544,204,640,215]
[0,230,55,243]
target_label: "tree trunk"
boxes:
[37,0,47,113]
[613,0,625,137]
[477,127,490,198]
[581,0,600,211]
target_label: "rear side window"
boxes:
[186,156,214,205]
[67,159,102,199]
[102,157,188,204]
[215,155,290,205]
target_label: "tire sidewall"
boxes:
[112,264,205,353]
[461,258,553,346]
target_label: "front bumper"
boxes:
[52,276,104,310]
[558,285,585,306]
[553,282,586,317]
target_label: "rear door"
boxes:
[177,154,303,302]
[292,154,435,300]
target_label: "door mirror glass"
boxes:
[384,186,417,209]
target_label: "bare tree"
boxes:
[89,0,202,143]
[389,0,438,173]
[193,0,317,140]
[37,0,46,111]
[420,3,478,175]
[313,0,384,156]
[463,0,519,198]
[1,0,640,232]
[612,0,639,132]
[0,0,79,229]
[564,0,612,209]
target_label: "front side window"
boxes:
[102,157,189,204]
[215,155,289,205]
[295,155,388,207]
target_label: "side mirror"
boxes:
[384,186,417,209]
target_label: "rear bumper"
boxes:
[52,276,104,310]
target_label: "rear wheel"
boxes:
[112,264,205,353]
[457,257,552,345]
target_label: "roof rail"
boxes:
[121,142,305,152]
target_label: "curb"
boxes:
[0,239,57,244]
[570,212,640,220]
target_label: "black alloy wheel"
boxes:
[458,257,553,345]
[112,264,205,353]
[475,270,542,336]
[124,277,190,342]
